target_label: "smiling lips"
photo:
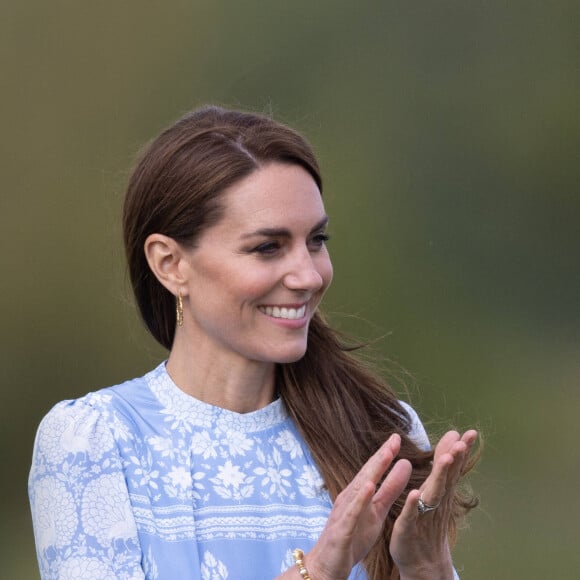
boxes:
[258,305,307,320]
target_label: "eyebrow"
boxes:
[241,215,329,240]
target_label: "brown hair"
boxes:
[123,105,478,578]
[123,106,321,348]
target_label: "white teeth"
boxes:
[260,305,306,319]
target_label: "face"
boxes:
[179,162,333,366]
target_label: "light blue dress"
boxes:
[29,362,434,580]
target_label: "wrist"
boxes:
[300,547,348,580]
[399,559,454,580]
[292,549,312,579]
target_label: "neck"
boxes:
[166,335,276,414]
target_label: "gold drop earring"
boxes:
[176,291,184,327]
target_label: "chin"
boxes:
[268,344,309,365]
[274,353,307,364]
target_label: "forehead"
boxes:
[217,163,326,231]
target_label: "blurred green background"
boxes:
[2,1,579,578]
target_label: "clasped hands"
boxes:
[303,429,478,580]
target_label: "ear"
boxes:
[144,233,190,296]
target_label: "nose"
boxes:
[282,248,327,292]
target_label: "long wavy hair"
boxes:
[123,106,478,578]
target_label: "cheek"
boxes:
[226,268,278,303]
[242,274,279,300]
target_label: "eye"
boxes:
[252,241,281,255]
[309,233,330,249]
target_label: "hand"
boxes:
[305,434,412,580]
[390,429,478,580]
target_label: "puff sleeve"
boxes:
[399,400,431,451]
[29,398,145,580]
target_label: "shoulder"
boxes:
[32,396,118,470]
[398,400,431,451]
[31,368,157,464]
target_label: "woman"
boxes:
[29,106,478,580]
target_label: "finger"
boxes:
[420,450,455,506]
[443,441,467,494]
[421,429,478,509]
[460,430,478,470]
[430,430,466,479]
[445,430,478,490]
[437,429,476,460]
[335,433,400,519]
[349,434,401,495]
[462,429,478,447]
[394,488,421,533]
[373,459,412,517]
[433,430,460,462]
[329,437,404,540]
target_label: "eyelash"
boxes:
[252,234,330,256]
[312,233,330,246]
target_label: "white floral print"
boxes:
[201,551,229,579]
[81,473,138,546]
[220,429,254,456]
[32,476,78,551]
[210,460,255,501]
[35,403,114,465]
[280,549,295,573]
[148,435,176,458]
[297,464,325,499]
[215,460,246,487]
[59,556,117,580]
[192,430,220,459]
[254,447,293,499]
[276,429,304,459]
[166,465,192,488]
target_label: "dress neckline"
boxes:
[145,362,288,432]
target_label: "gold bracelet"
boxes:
[292,548,312,580]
